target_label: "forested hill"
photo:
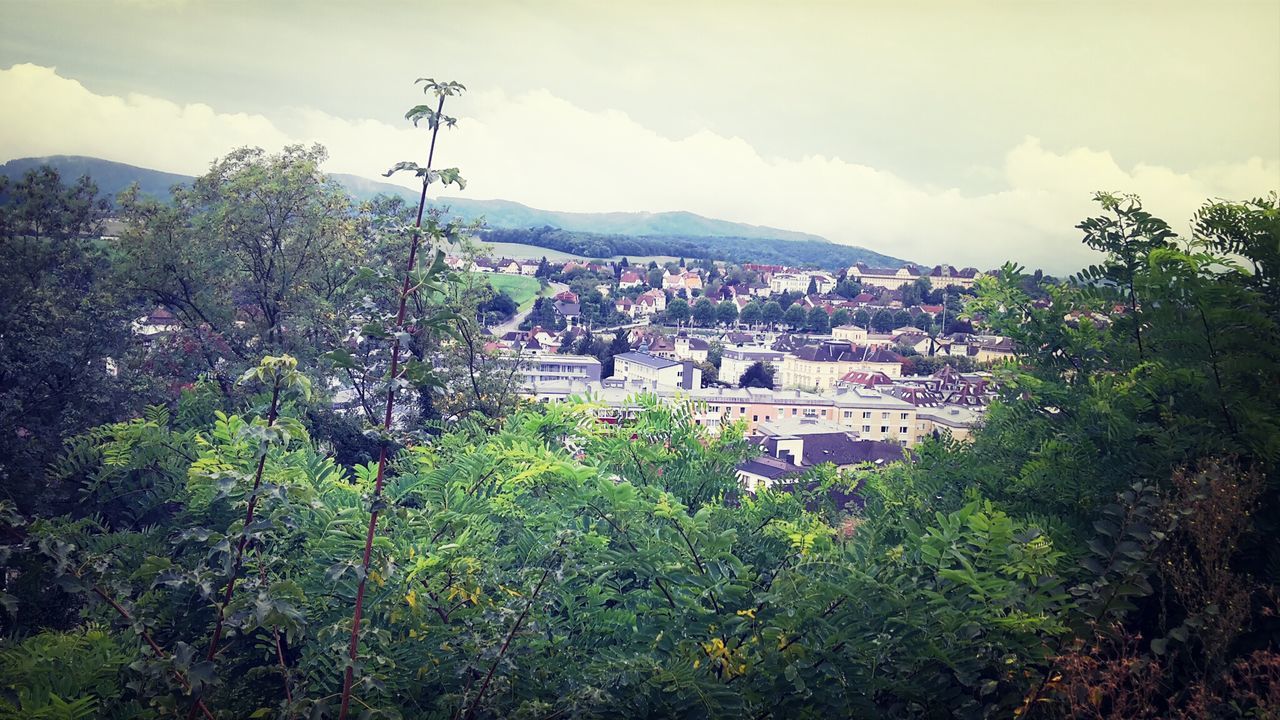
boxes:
[0,155,906,266]
[478,226,905,267]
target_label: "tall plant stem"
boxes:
[460,539,565,720]
[186,379,283,719]
[91,584,216,720]
[337,91,447,720]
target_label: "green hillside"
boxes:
[1,155,907,267]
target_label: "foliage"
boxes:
[3,89,1278,719]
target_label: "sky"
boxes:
[1,0,1277,271]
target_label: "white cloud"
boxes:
[2,63,1275,273]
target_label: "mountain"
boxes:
[330,173,828,243]
[1,155,905,266]
[0,155,191,199]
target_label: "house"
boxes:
[519,261,541,276]
[619,271,643,289]
[553,301,581,323]
[738,418,904,490]
[615,297,635,318]
[495,259,522,275]
[673,332,711,363]
[635,289,667,317]
[554,290,579,304]
[134,306,181,337]
[831,324,869,344]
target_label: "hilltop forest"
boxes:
[0,78,1278,719]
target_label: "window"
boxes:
[752,415,758,422]
[881,412,889,419]
[791,408,798,416]
[803,408,817,418]
[740,406,747,414]
[880,426,889,433]
[900,426,909,434]
[900,412,909,420]
[843,410,852,418]
[862,425,871,433]
[862,411,871,419]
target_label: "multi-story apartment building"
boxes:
[516,351,602,386]
[612,351,700,389]
[779,341,904,392]
[830,386,918,446]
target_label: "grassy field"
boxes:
[472,272,544,310]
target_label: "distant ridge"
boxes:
[330,173,828,243]
[0,155,906,266]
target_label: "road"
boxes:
[490,280,568,336]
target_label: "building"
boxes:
[612,351,700,389]
[769,272,835,295]
[719,346,785,386]
[847,263,981,290]
[516,351,602,386]
[738,418,905,490]
[673,333,710,363]
[779,341,904,392]
[831,386,918,445]
[831,324,869,344]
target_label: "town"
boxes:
[445,251,1011,487]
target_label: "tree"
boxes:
[784,304,807,330]
[739,302,762,328]
[901,275,932,307]
[892,309,913,328]
[835,279,861,299]
[852,308,871,327]
[647,267,664,288]
[830,308,851,327]
[807,306,830,334]
[777,290,795,309]
[716,300,739,327]
[118,144,362,359]
[692,297,716,327]
[0,168,136,515]
[739,360,775,388]
[535,256,551,278]
[871,308,895,332]
[762,301,784,328]
[666,297,691,325]
[911,312,933,333]
[806,276,818,295]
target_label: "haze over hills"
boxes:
[0,155,907,267]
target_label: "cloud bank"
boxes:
[2,63,1275,272]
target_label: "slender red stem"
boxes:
[338,91,447,720]
[92,585,216,720]
[186,380,283,719]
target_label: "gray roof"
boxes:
[615,351,679,370]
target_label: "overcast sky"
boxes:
[2,0,1277,271]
